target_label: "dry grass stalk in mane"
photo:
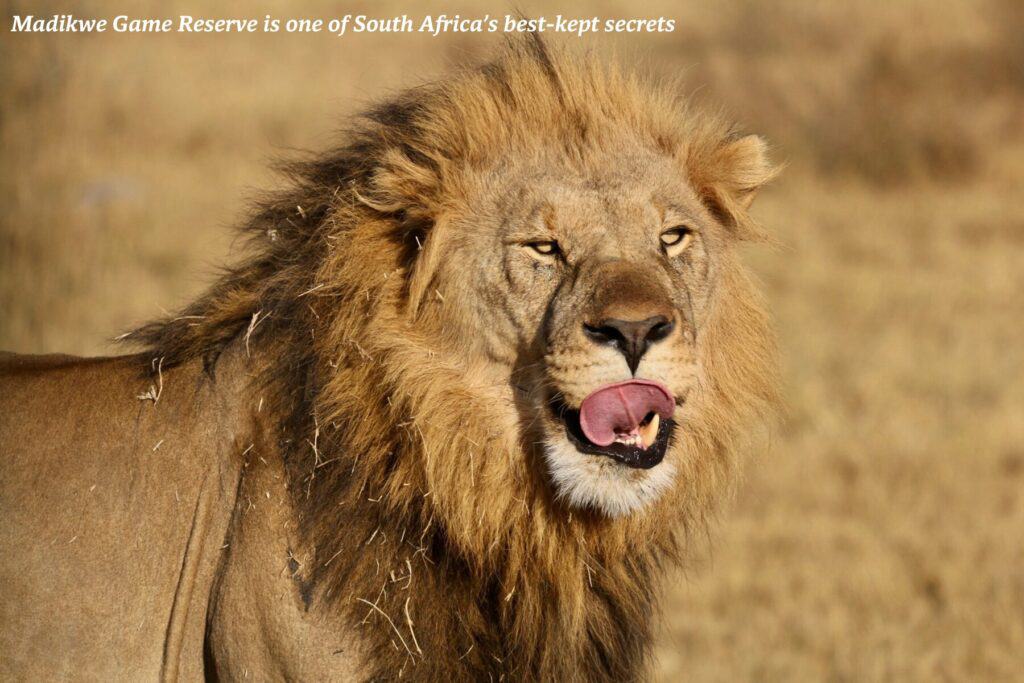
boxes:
[126,36,779,681]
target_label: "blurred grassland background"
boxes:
[2,0,1024,680]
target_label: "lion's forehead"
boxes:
[477,156,705,240]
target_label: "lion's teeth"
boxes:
[640,414,660,449]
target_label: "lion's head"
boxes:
[133,37,779,678]
[413,120,776,519]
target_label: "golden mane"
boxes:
[128,36,777,681]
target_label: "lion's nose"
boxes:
[583,315,675,375]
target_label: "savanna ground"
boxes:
[2,0,1023,680]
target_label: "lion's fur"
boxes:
[122,37,779,681]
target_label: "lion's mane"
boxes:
[130,37,776,681]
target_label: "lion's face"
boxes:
[423,136,753,518]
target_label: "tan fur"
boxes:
[0,37,778,680]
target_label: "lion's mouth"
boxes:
[550,380,678,470]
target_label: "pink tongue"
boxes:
[578,380,675,447]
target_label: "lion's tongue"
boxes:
[578,380,675,448]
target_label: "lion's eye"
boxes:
[526,241,560,259]
[660,226,694,257]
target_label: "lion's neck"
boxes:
[293,466,663,681]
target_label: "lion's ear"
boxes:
[366,147,450,317]
[693,134,780,239]
[714,135,776,210]
[366,147,444,214]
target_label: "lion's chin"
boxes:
[543,436,677,518]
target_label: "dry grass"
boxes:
[3,0,1024,679]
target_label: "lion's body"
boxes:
[0,348,368,680]
[0,38,777,681]
[0,352,243,679]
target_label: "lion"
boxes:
[0,37,778,681]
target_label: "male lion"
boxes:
[0,38,778,680]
